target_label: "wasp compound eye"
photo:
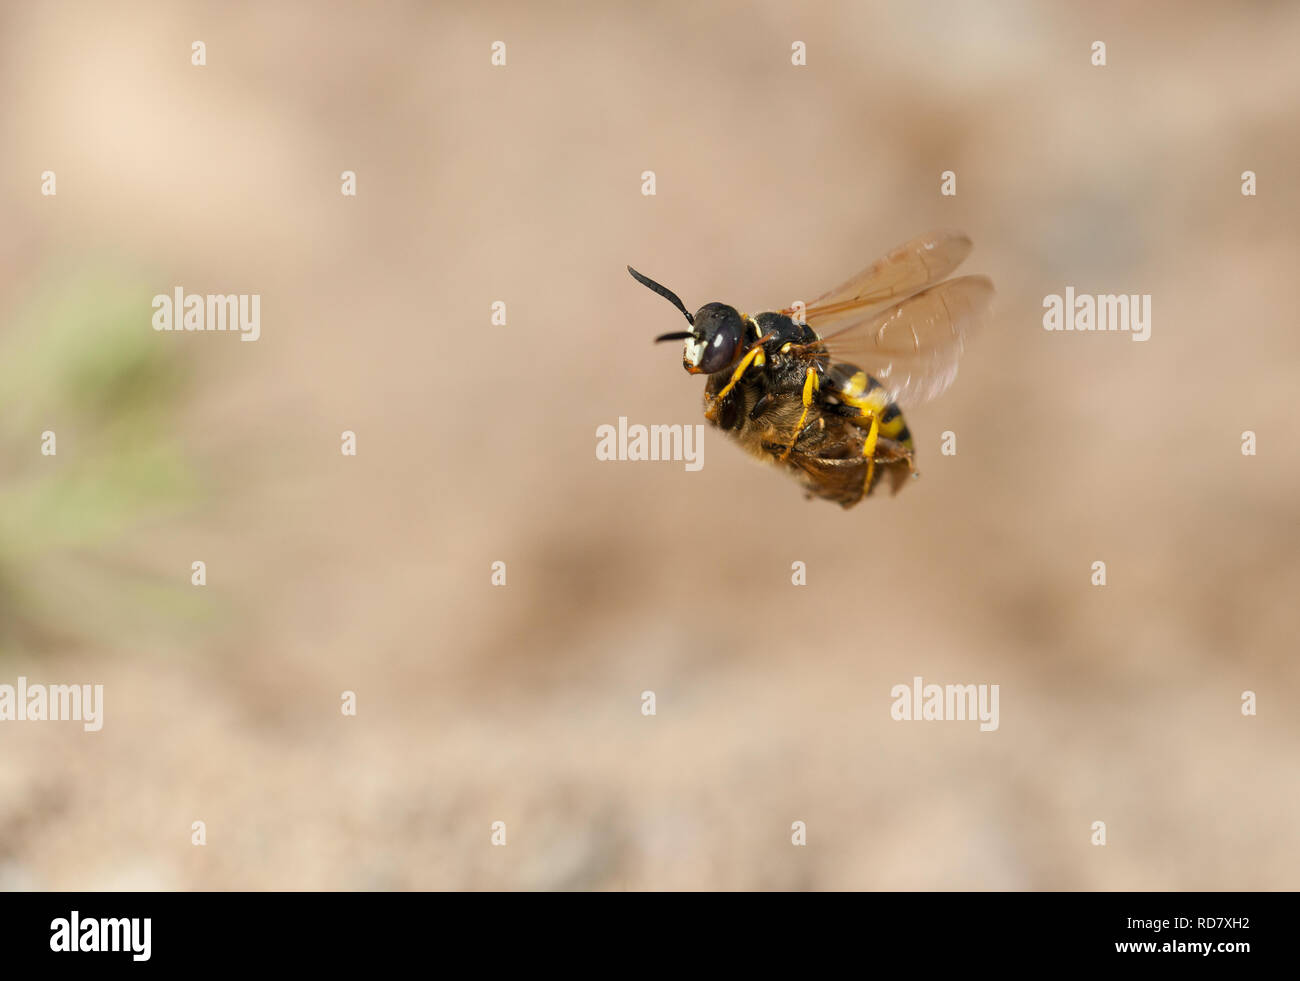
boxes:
[693,303,744,373]
[698,326,741,373]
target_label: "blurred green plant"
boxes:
[0,268,206,655]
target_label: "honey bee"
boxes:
[628,229,993,508]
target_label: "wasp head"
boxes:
[628,266,745,375]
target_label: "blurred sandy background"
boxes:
[1,0,1297,890]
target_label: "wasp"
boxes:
[628,229,993,508]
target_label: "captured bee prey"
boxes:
[628,230,993,508]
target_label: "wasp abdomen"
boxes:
[824,363,913,448]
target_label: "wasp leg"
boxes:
[777,367,820,463]
[712,337,772,403]
[761,417,821,459]
[751,372,821,423]
[859,411,881,496]
[705,343,768,422]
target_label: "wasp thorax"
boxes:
[687,303,744,374]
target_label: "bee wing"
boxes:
[781,229,973,325]
[811,275,994,408]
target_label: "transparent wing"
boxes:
[781,229,973,327]
[810,275,994,408]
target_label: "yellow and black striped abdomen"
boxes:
[823,363,914,448]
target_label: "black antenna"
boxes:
[627,266,694,326]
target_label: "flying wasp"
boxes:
[628,229,993,508]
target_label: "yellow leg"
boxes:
[712,344,766,403]
[778,367,819,463]
[861,412,881,496]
